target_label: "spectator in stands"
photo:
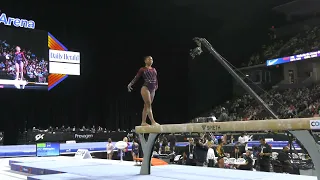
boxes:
[91,125,96,133]
[96,126,102,132]
[106,138,114,160]
[258,138,272,172]
[218,107,229,121]
[277,146,293,174]
[80,126,88,131]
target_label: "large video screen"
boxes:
[36,142,60,157]
[0,26,48,90]
[266,50,320,66]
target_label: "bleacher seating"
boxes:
[194,25,320,122]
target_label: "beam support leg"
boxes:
[138,133,159,175]
[290,130,320,179]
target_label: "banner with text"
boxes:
[49,50,80,75]
[29,132,129,143]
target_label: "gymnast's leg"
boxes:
[19,61,24,80]
[141,86,158,126]
[15,62,20,80]
[142,104,148,126]
[141,89,156,126]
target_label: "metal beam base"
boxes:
[138,133,160,175]
[290,130,320,180]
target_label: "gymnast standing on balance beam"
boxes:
[127,56,159,126]
[14,46,27,81]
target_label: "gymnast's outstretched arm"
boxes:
[128,68,144,92]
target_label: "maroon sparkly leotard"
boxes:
[130,67,158,91]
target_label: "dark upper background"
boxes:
[0,0,294,139]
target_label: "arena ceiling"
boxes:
[171,0,295,19]
[170,0,295,36]
[273,0,320,15]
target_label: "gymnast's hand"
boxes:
[127,84,133,92]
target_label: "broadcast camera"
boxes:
[189,37,203,59]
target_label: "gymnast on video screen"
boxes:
[13,46,27,81]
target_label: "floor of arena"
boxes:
[0,156,315,180]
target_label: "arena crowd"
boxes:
[194,25,320,122]
[31,125,111,133]
[245,26,320,67]
[204,84,320,122]
[183,24,320,173]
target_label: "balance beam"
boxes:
[0,79,27,86]
[136,117,317,133]
[135,118,320,179]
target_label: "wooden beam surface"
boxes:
[135,118,319,133]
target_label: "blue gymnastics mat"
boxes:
[9,157,315,180]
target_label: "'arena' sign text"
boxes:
[0,13,35,29]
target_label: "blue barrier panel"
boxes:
[0,141,306,157]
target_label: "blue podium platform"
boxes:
[0,141,304,157]
[8,157,315,180]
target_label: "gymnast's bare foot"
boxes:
[141,122,150,126]
[151,122,160,126]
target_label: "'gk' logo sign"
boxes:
[35,134,45,141]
